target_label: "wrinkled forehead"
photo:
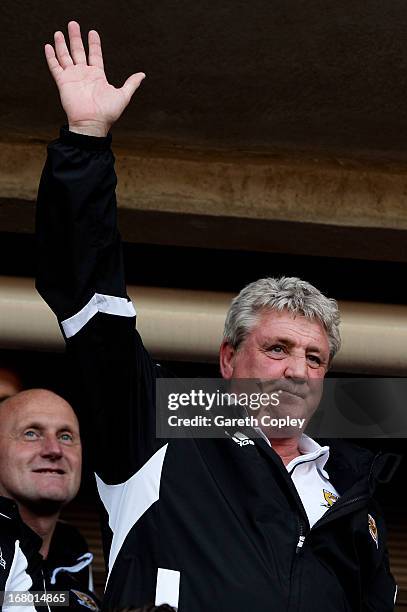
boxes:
[251,308,330,346]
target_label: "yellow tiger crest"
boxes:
[71,590,99,611]
[322,489,339,508]
[368,514,379,548]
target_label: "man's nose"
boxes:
[283,354,308,381]
[40,434,63,459]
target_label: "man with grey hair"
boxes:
[36,21,397,611]
[219,276,341,464]
[219,276,343,525]
[222,276,341,359]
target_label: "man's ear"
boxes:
[219,341,236,379]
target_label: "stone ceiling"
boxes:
[3,0,407,159]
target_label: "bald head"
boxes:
[0,389,78,427]
[0,389,81,514]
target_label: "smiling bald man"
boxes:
[0,389,99,611]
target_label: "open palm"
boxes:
[45,21,145,136]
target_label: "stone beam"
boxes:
[0,140,406,261]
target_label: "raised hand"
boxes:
[44,21,145,137]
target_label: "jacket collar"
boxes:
[0,495,44,555]
[0,495,19,520]
[319,439,401,495]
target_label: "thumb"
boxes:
[121,72,146,102]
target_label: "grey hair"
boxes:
[223,277,341,362]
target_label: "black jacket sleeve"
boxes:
[36,128,163,485]
[362,550,397,611]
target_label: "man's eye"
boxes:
[59,432,73,443]
[269,345,285,355]
[24,430,39,439]
[307,355,321,367]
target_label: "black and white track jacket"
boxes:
[0,497,99,611]
[36,128,399,612]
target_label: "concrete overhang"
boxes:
[1,2,407,264]
[1,140,406,262]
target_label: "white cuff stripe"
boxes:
[155,568,180,608]
[61,293,136,338]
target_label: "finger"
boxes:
[68,21,87,65]
[54,30,74,68]
[44,44,63,80]
[121,72,146,102]
[88,30,104,70]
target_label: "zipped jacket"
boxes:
[0,497,99,611]
[36,128,399,612]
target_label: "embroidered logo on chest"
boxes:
[321,489,339,508]
[368,514,379,548]
[71,590,98,610]
[229,432,255,447]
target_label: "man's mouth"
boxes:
[257,380,308,400]
[32,468,65,475]
[277,387,307,400]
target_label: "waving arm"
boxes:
[44,21,145,137]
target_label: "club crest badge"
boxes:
[71,590,99,611]
[368,514,379,548]
[322,489,339,508]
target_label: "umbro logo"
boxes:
[0,547,6,570]
[234,438,254,447]
[229,432,255,447]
